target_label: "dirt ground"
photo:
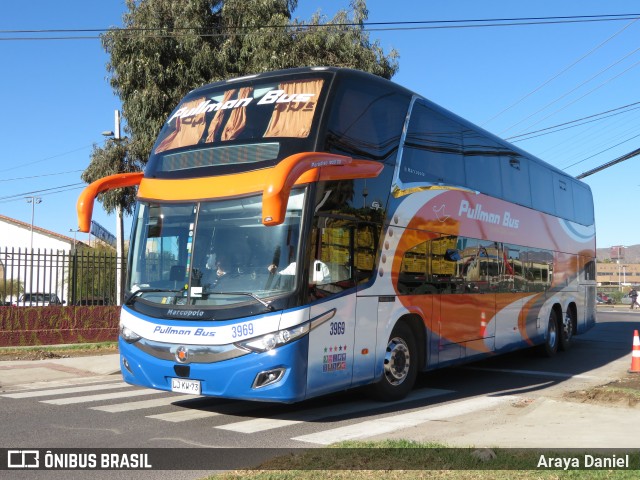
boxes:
[563,371,640,408]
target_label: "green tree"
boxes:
[81,138,140,216]
[70,245,118,306]
[1,278,24,304]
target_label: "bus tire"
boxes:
[539,309,559,357]
[559,308,574,351]
[369,322,418,402]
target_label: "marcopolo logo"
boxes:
[166,309,206,318]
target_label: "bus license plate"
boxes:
[171,378,201,394]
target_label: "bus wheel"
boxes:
[559,309,574,351]
[369,322,418,401]
[539,309,559,357]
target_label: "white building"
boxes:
[0,214,79,303]
[0,214,78,252]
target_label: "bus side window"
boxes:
[317,223,352,285]
[308,219,358,297]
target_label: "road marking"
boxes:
[91,394,201,413]
[1,382,131,399]
[146,409,224,422]
[291,395,517,445]
[217,388,453,434]
[145,399,262,423]
[1,376,123,392]
[41,389,159,405]
[462,366,598,379]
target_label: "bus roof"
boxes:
[186,66,587,190]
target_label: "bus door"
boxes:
[305,222,357,398]
[437,238,497,362]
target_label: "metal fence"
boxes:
[0,247,121,306]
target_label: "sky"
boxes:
[1,1,639,250]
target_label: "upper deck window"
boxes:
[148,76,326,176]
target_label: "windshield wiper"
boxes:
[124,288,184,305]
[203,290,275,311]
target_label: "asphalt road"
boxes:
[0,308,637,479]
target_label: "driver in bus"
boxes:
[267,260,331,284]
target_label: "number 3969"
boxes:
[329,321,345,335]
[231,323,254,338]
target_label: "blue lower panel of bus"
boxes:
[118,337,309,403]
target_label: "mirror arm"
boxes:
[76,172,144,232]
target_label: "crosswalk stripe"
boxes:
[41,389,160,405]
[1,382,131,399]
[91,394,201,413]
[1,376,122,393]
[217,388,453,434]
[145,409,223,422]
[291,395,517,445]
[145,400,253,423]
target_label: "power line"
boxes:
[0,169,84,183]
[0,185,85,205]
[506,101,640,142]
[550,110,640,167]
[2,13,640,40]
[0,183,85,202]
[3,143,98,174]
[564,132,640,171]
[499,45,640,136]
[576,147,640,179]
[482,18,638,127]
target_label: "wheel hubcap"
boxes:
[562,313,573,341]
[383,337,410,386]
[549,317,558,347]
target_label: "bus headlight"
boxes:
[235,324,309,353]
[120,324,142,343]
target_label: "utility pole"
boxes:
[114,110,124,307]
[26,196,42,250]
[103,110,125,306]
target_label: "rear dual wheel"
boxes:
[559,309,574,351]
[540,308,574,357]
[539,309,559,357]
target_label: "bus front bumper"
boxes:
[118,336,309,403]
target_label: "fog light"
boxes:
[122,357,133,374]
[252,368,286,389]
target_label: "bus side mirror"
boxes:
[77,172,144,232]
[261,153,383,226]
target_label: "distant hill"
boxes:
[597,244,640,263]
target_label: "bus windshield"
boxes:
[127,189,305,310]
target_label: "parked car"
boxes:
[75,297,110,306]
[13,293,64,307]
[621,292,639,306]
[597,293,613,305]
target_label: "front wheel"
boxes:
[369,322,418,402]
